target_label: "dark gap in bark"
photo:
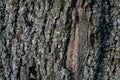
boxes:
[43,15,47,24]
[16,58,21,80]
[90,33,95,47]
[71,0,77,8]
[48,45,51,53]
[41,13,47,37]
[93,0,113,80]
[24,10,30,26]
[63,21,72,68]
[29,66,37,80]
[17,66,20,80]
[60,0,65,11]
[44,59,47,75]
[89,0,96,7]
[54,47,60,61]
[29,66,36,74]
[24,4,34,27]
[48,0,54,10]
[112,63,116,76]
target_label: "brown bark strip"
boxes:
[66,21,79,80]
[66,4,84,79]
[72,22,79,80]
[66,0,84,79]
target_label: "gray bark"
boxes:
[0,0,120,80]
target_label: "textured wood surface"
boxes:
[0,0,120,80]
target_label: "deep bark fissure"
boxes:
[93,0,114,80]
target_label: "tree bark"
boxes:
[0,0,120,80]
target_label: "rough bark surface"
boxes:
[0,0,120,80]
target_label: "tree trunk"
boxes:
[0,0,120,80]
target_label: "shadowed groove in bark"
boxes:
[93,0,114,80]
